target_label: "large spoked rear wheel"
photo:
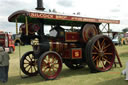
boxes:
[38,51,62,80]
[85,35,115,72]
[20,51,38,76]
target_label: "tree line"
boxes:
[122,28,128,33]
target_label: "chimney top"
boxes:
[35,0,45,11]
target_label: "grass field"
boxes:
[0,45,128,85]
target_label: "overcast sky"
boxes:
[0,0,127,33]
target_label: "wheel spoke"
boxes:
[97,40,102,50]
[52,56,55,63]
[102,57,111,64]
[44,67,48,73]
[44,58,48,63]
[104,56,108,59]
[94,45,99,52]
[27,66,31,72]
[47,68,52,75]
[100,60,105,69]
[52,68,56,73]
[28,55,32,61]
[53,63,59,65]
[93,56,98,61]
[104,53,113,55]
[24,63,29,64]
[96,58,100,67]
[49,54,53,63]
[103,49,107,52]
[45,56,49,62]
[53,65,58,70]
[42,65,48,70]
[48,55,50,63]
[25,58,30,62]
[103,44,111,50]
[101,39,105,46]
[102,60,105,66]
[24,64,30,69]
[30,66,33,73]
[101,44,105,50]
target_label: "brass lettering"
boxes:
[30,13,54,19]
[56,15,67,20]
[71,17,75,20]
[30,13,35,17]
[75,51,79,57]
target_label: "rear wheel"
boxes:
[38,51,62,80]
[85,35,115,72]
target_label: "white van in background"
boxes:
[112,35,119,45]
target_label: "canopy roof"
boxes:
[8,10,120,26]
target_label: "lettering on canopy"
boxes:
[29,12,120,24]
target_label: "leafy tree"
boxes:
[122,28,128,33]
[52,9,57,13]
[77,12,80,15]
[49,9,51,12]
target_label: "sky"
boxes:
[0,0,127,33]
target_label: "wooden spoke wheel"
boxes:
[20,51,38,76]
[64,60,84,70]
[38,51,62,80]
[82,24,98,42]
[85,35,115,72]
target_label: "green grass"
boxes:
[0,45,128,85]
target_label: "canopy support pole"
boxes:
[25,16,28,36]
[108,23,110,37]
[16,19,18,34]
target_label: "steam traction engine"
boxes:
[8,0,120,80]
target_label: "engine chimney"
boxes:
[36,0,45,10]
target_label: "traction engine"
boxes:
[8,0,120,80]
[20,23,115,80]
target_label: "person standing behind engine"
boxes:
[0,47,10,83]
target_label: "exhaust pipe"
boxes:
[35,0,45,11]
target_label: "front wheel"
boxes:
[38,51,62,80]
[85,35,115,72]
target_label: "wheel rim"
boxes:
[40,52,62,79]
[91,36,115,71]
[21,51,38,76]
